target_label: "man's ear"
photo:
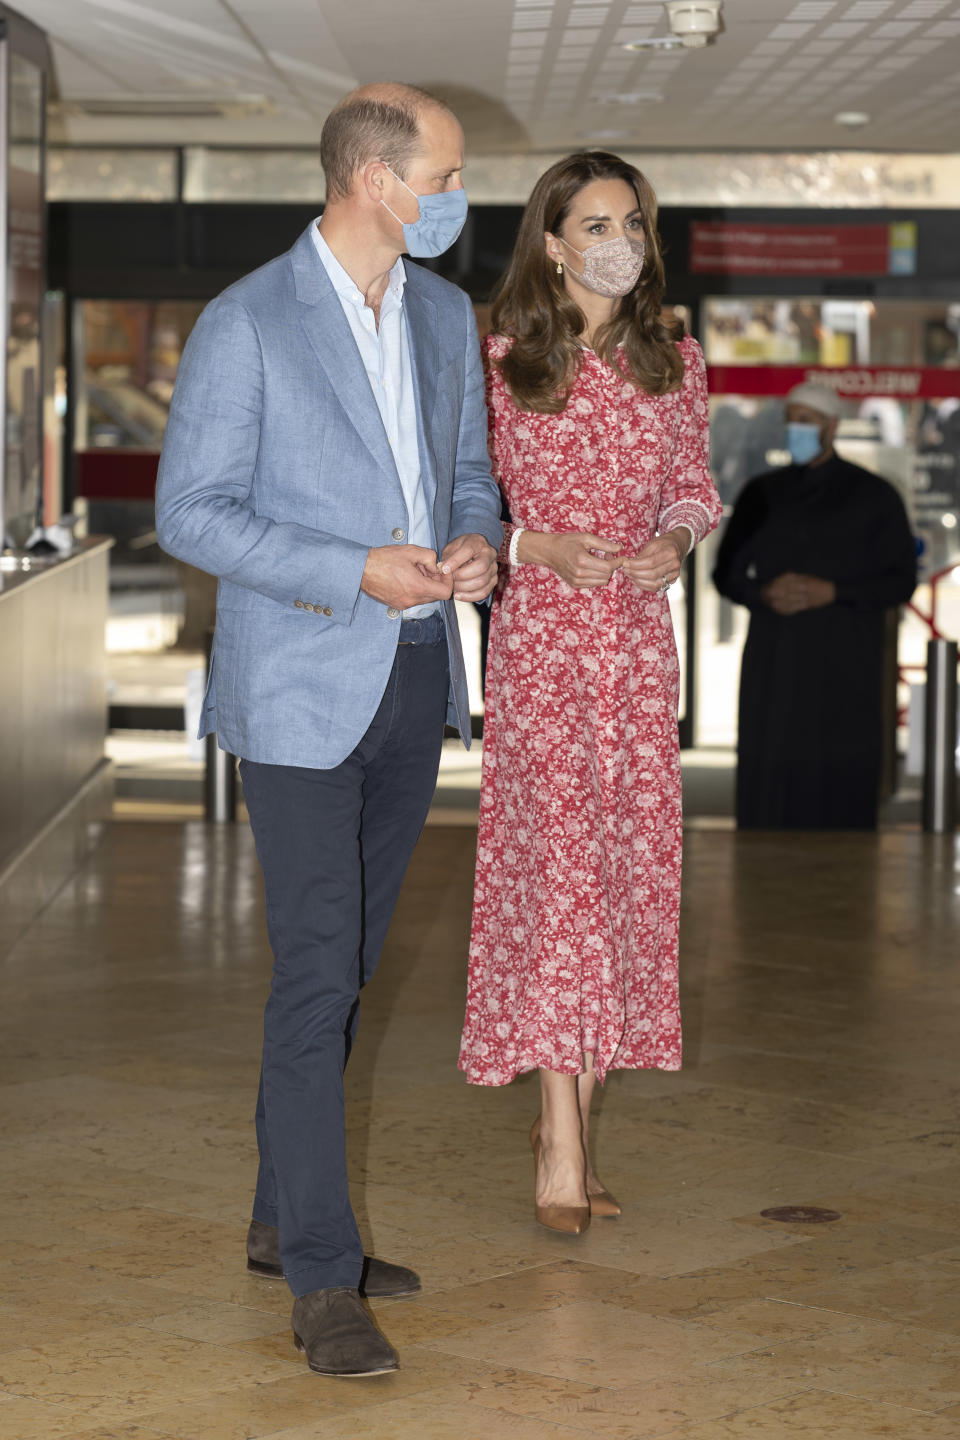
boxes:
[360,160,388,205]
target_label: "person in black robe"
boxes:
[713,383,917,830]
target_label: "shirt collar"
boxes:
[311,220,406,312]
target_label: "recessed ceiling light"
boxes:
[591,90,665,105]
[834,110,871,126]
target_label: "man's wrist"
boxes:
[358,545,376,595]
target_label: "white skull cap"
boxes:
[785,382,844,419]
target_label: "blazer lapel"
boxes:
[290,226,400,486]
[402,276,440,507]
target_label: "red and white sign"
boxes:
[690,222,915,276]
[706,365,960,402]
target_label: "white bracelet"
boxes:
[508,527,525,566]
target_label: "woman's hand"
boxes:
[440,533,499,602]
[519,530,623,589]
[619,530,688,594]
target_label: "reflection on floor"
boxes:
[106,736,485,824]
[2,821,959,1439]
[106,733,930,832]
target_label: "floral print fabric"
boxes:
[459,334,721,1086]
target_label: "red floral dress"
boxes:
[459,334,721,1086]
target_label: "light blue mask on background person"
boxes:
[382,164,468,258]
[786,421,822,466]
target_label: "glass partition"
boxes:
[74,299,490,725]
[46,148,178,202]
[48,147,960,209]
[74,300,204,453]
[698,295,960,748]
[182,147,324,204]
[1,47,45,548]
[73,298,204,624]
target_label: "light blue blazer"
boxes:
[156,223,502,769]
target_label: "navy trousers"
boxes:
[239,616,449,1297]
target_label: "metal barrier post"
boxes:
[203,628,237,823]
[922,637,958,834]
[204,732,237,823]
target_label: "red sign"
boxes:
[706,365,960,401]
[76,448,159,501]
[690,222,916,276]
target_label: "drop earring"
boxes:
[556,260,563,275]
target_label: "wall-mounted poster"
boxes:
[2,46,44,548]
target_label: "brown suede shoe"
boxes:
[246,1220,421,1298]
[292,1288,398,1377]
[246,1218,285,1278]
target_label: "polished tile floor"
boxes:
[1,818,959,1439]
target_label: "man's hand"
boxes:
[440,533,498,602]
[361,544,454,610]
[521,531,623,589]
[620,531,686,594]
[761,572,836,615]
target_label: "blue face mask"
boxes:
[381,164,468,258]
[786,421,822,467]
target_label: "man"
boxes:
[713,382,916,830]
[156,83,501,1377]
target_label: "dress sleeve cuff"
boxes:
[659,499,713,551]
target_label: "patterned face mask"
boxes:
[557,233,646,298]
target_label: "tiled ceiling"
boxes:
[20,0,960,151]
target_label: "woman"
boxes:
[458,152,721,1233]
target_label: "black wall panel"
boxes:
[49,200,960,305]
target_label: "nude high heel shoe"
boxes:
[587,1189,622,1218]
[530,1127,590,1236]
[530,1116,620,1219]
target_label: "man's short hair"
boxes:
[320,88,448,200]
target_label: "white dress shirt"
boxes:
[311,223,437,619]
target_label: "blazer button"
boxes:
[323,606,333,616]
[302,602,314,612]
[391,527,405,542]
[386,606,401,619]
[294,599,305,608]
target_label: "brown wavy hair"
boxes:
[491,151,684,413]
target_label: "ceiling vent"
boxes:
[51,95,274,120]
